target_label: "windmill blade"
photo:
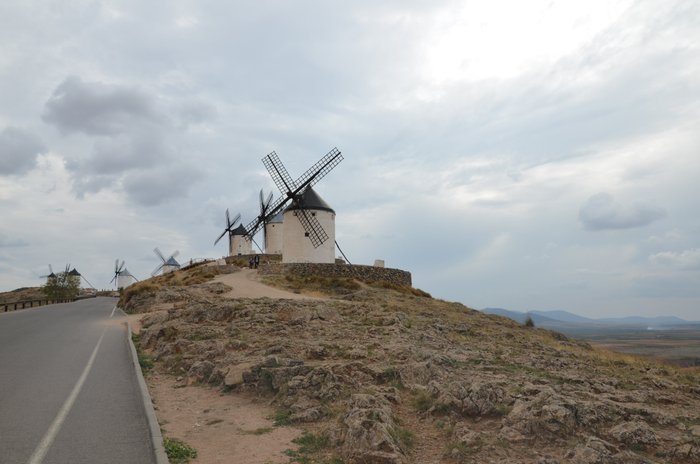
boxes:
[81,275,95,289]
[263,224,268,251]
[265,191,273,209]
[153,247,166,263]
[230,213,241,228]
[214,228,228,245]
[170,250,180,260]
[262,151,297,195]
[41,264,54,278]
[245,193,290,237]
[110,275,117,284]
[246,147,342,240]
[119,260,125,272]
[151,264,164,276]
[225,208,231,228]
[114,259,119,273]
[296,206,329,248]
[294,147,343,192]
[259,189,264,210]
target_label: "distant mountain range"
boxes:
[481,307,693,329]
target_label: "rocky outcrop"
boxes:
[339,394,405,464]
[133,271,700,464]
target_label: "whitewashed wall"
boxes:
[282,209,335,263]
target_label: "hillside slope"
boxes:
[123,266,700,464]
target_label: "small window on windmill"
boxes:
[305,232,310,237]
[311,212,316,217]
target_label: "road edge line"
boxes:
[126,318,169,464]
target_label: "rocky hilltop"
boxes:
[122,264,700,463]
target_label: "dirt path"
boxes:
[213,268,323,300]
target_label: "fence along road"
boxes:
[0,297,155,464]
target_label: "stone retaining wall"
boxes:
[259,262,412,287]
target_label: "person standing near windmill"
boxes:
[254,254,260,268]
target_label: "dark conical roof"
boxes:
[119,268,134,277]
[69,268,81,276]
[165,257,180,266]
[284,187,335,214]
[231,224,248,236]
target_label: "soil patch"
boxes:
[149,373,301,464]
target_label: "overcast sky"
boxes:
[1,0,699,319]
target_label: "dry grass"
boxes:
[262,273,362,296]
[0,287,46,304]
[119,266,222,310]
[262,272,432,299]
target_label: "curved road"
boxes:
[0,297,155,464]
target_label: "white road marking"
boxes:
[26,329,107,464]
[110,305,117,318]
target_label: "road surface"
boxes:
[0,297,155,464]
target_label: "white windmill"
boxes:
[243,148,343,264]
[230,224,253,256]
[265,211,284,255]
[281,187,335,263]
[152,248,180,276]
[110,259,138,289]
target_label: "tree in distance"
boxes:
[43,268,80,301]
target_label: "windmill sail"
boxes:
[244,147,343,248]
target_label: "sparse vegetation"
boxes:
[263,273,361,296]
[273,409,293,426]
[131,333,154,372]
[284,432,338,464]
[163,437,197,463]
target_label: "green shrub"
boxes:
[163,437,197,463]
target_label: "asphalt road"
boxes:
[0,297,155,464]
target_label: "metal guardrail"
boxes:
[1,294,96,312]
[2,299,68,312]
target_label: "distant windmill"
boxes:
[252,189,276,252]
[111,259,138,290]
[40,264,56,281]
[111,259,125,288]
[152,248,180,276]
[230,223,253,255]
[244,147,343,263]
[214,209,249,256]
[67,266,96,289]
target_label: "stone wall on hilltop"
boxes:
[259,262,412,287]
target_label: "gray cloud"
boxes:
[122,165,205,206]
[66,132,165,176]
[579,192,666,230]
[42,76,159,136]
[0,233,29,247]
[42,76,208,205]
[0,127,46,175]
[650,248,700,270]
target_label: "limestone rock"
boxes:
[339,394,405,464]
[609,420,658,449]
[566,437,619,464]
[186,360,214,385]
[223,362,253,387]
